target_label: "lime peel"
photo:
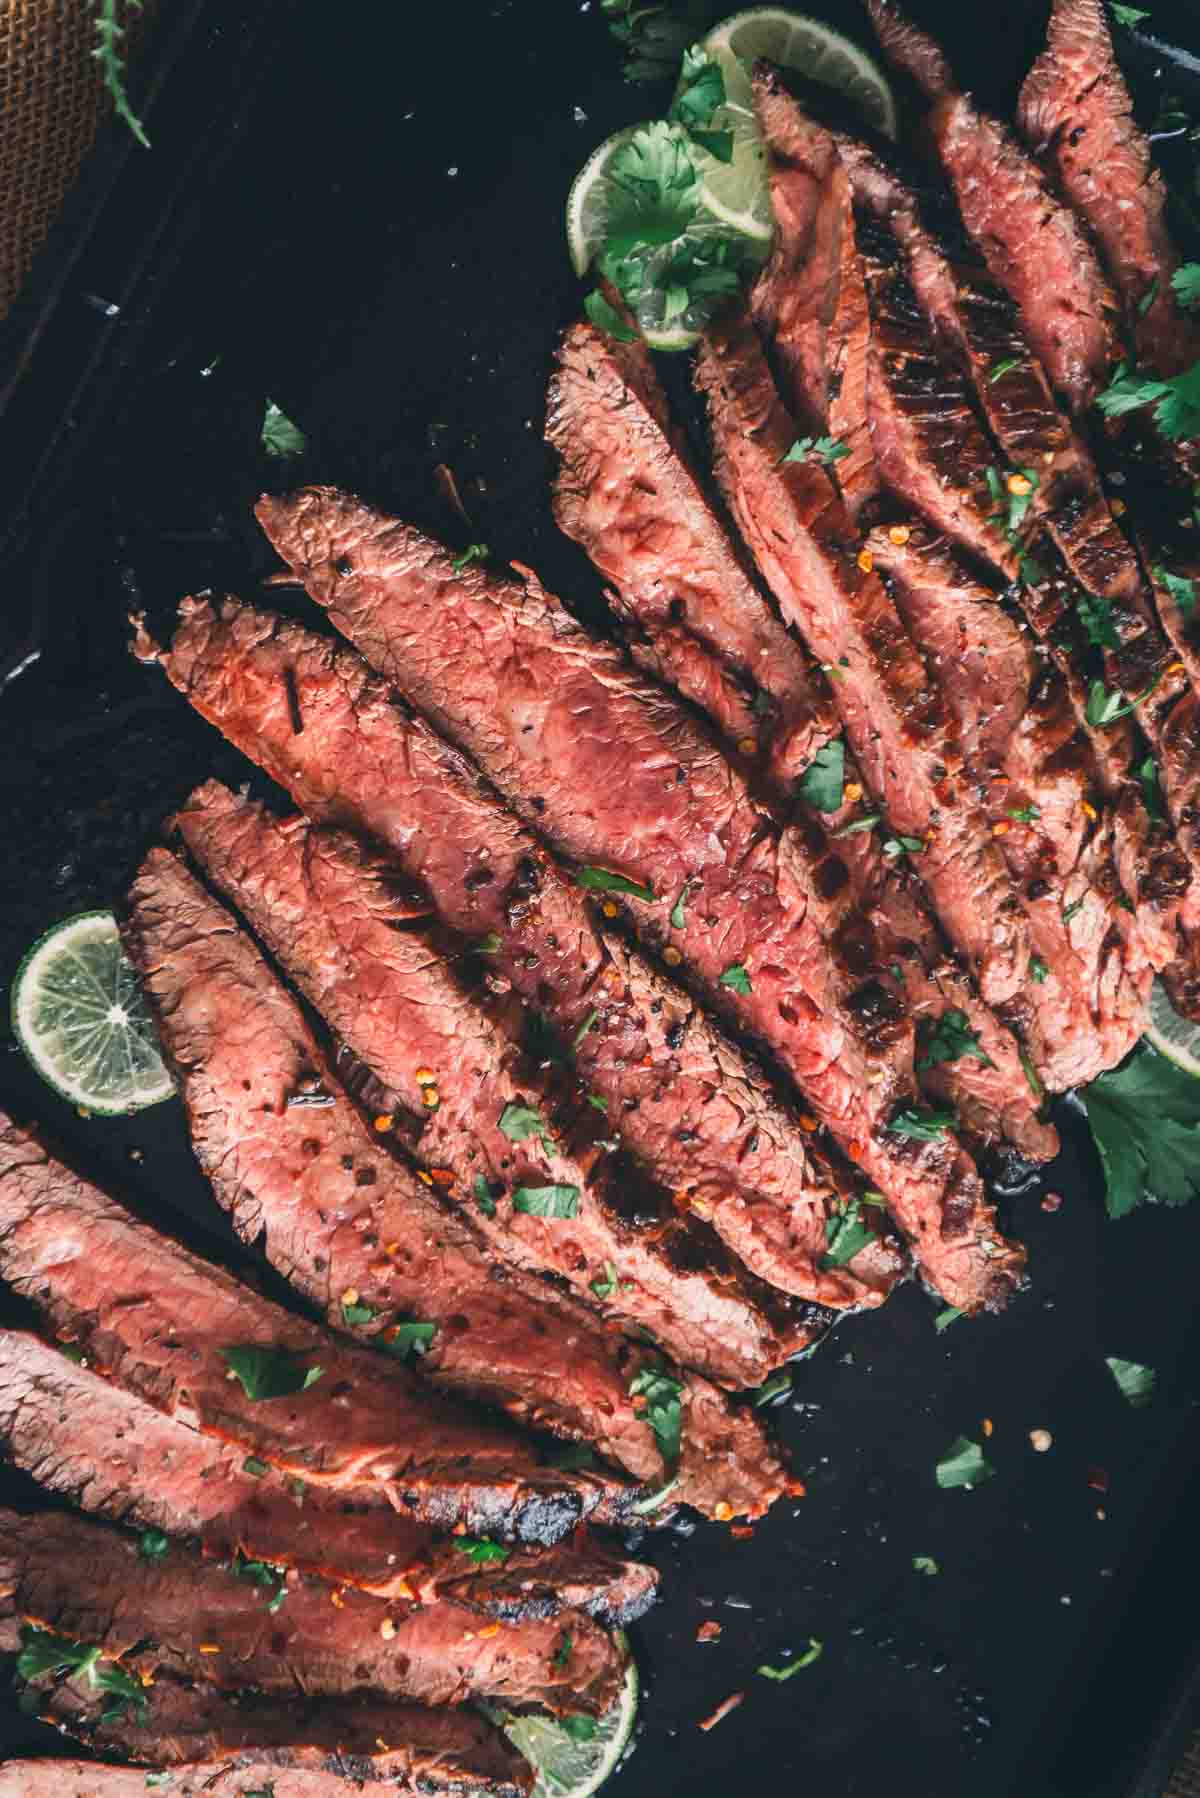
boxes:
[1145,977,1200,1079]
[495,1642,637,1798]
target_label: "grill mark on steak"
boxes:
[546,309,1053,1160]
[546,319,837,790]
[0,1506,629,1717]
[133,597,844,1357]
[0,1330,657,1624]
[254,490,1019,1314]
[867,0,1120,414]
[748,64,879,518]
[0,1116,624,1539]
[1017,0,1200,379]
[156,799,787,1521]
[1,1687,532,1794]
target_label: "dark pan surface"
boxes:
[1,4,1199,1794]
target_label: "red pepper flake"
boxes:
[1041,1192,1063,1213]
[429,1168,455,1186]
[785,1476,807,1498]
[696,1621,723,1643]
[730,1524,755,1540]
[699,1691,744,1732]
[1087,1467,1110,1494]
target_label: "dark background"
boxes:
[0,2,1199,1794]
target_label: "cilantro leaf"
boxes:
[381,1319,438,1359]
[1153,563,1197,618]
[451,543,489,571]
[1008,803,1041,823]
[1105,1355,1156,1407]
[1138,277,1160,317]
[888,1105,955,1141]
[631,1473,681,1513]
[602,0,720,85]
[1098,361,1200,440]
[1029,955,1049,984]
[718,963,752,994]
[1079,1044,1200,1216]
[935,1305,963,1332]
[821,1195,873,1269]
[689,127,734,161]
[454,1536,511,1566]
[16,1626,149,1721]
[575,865,656,902]
[759,1639,823,1678]
[262,400,305,458]
[1138,755,1165,821]
[782,435,850,466]
[918,1009,994,1072]
[138,1528,169,1561]
[798,738,845,813]
[989,358,1021,383]
[1174,264,1200,311]
[591,1260,619,1299]
[670,47,726,132]
[602,122,699,252]
[1085,673,1161,727]
[584,289,637,342]
[573,1008,599,1049]
[1076,590,1121,651]
[670,881,693,929]
[474,1174,497,1219]
[499,1101,554,1151]
[882,834,926,859]
[753,1368,793,1407]
[913,1555,940,1575]
[834,810,882,837]
[935,1435,994,1490]
[219,1345,324,1401]
[341,1300,377,1326]
[1110,3,1149,23]
[512,1184,580,1218]
[629,1362,684,1466]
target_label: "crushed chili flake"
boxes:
[1087,1467,1110,1494]
[1081,800,1098,822]
[663,945,683,966]
[798,1114,818,1132]
[699,1691,744,1732]
[341,1288,360,1308]
[1041,1192,1063,1213]
[730,1524,755,1540]
[1007,473,1033,496]
[477,1624,501,1639]
[992,819,1011,836]
[785,1476,807,1497]
[1110,496,1127,516]
[737,736,758,756]
[414,1067,436,1085]
[373,1114,394,1132]
[697,1621,723,1643]
[198,1644,221,1654]
[857,549,874,573]
[888,524,911,545]
[981,1418,994,1437]
[713,1501,734,1522]
[1167,660,1186,676]
[380,1617,397,1640]
[422,1087,441,1109]
[417,1170,434,1186]
[844,782,863,802]
[429,1168,455,1185]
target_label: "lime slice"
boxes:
[498,1649,638,1798]
[1145,977,1200,1078]
[11,911,174,1114]
[694,7,899,238]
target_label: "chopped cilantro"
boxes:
[499,1101,554,1152]
[935,1435,994,1490]
[821,1195,873,1269]
[1029,955,1049,984]
[759,1639,823,1678]
[602,0,720,84]
[913,1555,940,1575]
[782,436,850,466]
[753,1368,793,1407]
[882,834,926,859]
[576,865,655,902]
[587,1093,609,1113]
[888,1105,955,1141]
[478,930,502,955]
[631,1473,681,1513]
[242,1456,269,1478]
[834,810,882,837]
[451,543,489,572]
[512,1184,580,1218]
[1138,754,1165,821]
[584,289,637,343]
[16,1625,149,1721]
[1020,1048,1043,1102]
[262,401,305,458]
[455,1537,511,1566]
[934,1306,963,1333]
[553,1632,574,1670]
[1085,672,1161,727]
[1076,590,1121,651]
[219,1346,324,1402]
[1105,1355,1156,1407]
[573,1008,600,1048]
[591,1260,619,1299]
[718,962,752,994]
[1110,4,1149,24]
[1153,564,1197,618]
[669,47,732,162]
[629,1362,684,1466]
[988,357,1020,383]
[798,737,846,813]
[1138,277,1160,317]
[1174,264,1200,311]
[1097,360,1200,441]
[670,880,694,928]
[381,1320,438,1359]
[1080,1043,1200,1216]
[1063,896,1086,923]
[918,1010,994,1072]
[474,1174,498,1218]
[1008,803,1041,823]
[341,1300,377,1326]
[138,1527,169,1560]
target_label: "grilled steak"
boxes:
[547,321,837,788]
[130,822,785,1522]
[1,1689,531,1793]
[1018,0,1200,376]
[135,594,868,1349]
[0,1117,625,1538]
[0,1330,656,1625]
[748,64,878,517]
[867,0,1119,413]
[254,489,1016,1313]
[0,1506,627,1716]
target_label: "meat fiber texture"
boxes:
[132,820,786,1522]
[0,1690,531,1793]
[866,0,1120,415]
[1018,0,1200,378]
[134,592,868,1353]
[548,318,838,787]
[0,1116,624,1540]
[0,1505,628,1717]
[253,488,1016,1314]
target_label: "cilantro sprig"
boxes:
[1098,359,1200,442]
[918,1010,994,1073]
[1080,1043,1200,1217]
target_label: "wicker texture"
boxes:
[0,0,159,319]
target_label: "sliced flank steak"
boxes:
[0,1117,625,1539]
[253,488,1016,1313]
[136,595,877,1345]
[866,0,1120,415]
[547,318,838,788]
[1018,0,1200,378]
[128,825,785,1522]
[0,1506,628,1716]
[2,1689,531,1794]
[546,307,1053,1161]
[0,1331,656,1624]
[748,63,878,518]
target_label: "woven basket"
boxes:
[0,0,159,320]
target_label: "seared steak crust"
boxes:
[137,593,868,1344]
[0,1506,629,1716]
[547,319,837,788]
[159,796,788,1520]
[1018,0,1200,376]
[0,1117,621,1539]
[254,489,1018,1313]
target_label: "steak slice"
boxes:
[1018,0,1200,376]
[0,1506,628,1716]
[748,64,879,517]
[0,1116,624,1539]
[129,823,785,1522]
[866,522,1156,1082]
[254,490,1016,1314]
[135,595,871,1348]
[545,310,1053,1161]
[547,319,837,789]
[1,1689,531,1793]
[866,0,1119,413]
[0,1331,656,1626]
